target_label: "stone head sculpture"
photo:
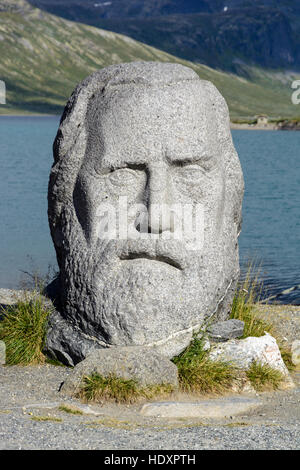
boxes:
[46,62,244,366]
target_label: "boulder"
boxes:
[208,333,290,376]
[61,346,179,396]
[140,397,262,419]
[207,319,244,342]
[291,340,300,366]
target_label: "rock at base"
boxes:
[61,346,179,396]
[140,397,262,418]
[208,333,291,380]
[291,340,300,366]
[207,319,245,342]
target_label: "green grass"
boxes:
[230,264,275,338]
[58,404,83,415]
[246,361,285,391]
[0,293,51,365]
[172,337,238,395]
[30,415,62,422]
[230,264,294,370]
[78,373,174,404]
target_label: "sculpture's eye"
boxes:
[108,168,140,187]
[176,164,206,182]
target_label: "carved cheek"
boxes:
[216,175,226,234]
[73,172,107,244]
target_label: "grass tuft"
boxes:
[230,263,295,370]
[172,337,238,395]
[246,361,285,391]
[230,263,275,338]
[58,404,83,415]
[30,415,62,422]
[78,373,174,404]
[0,293,51,365]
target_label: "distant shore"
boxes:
[231,122,300,131]
[0,114,58,118]
[230,122,277,131]
[1,114,299,130]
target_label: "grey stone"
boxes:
[140,397,262,418]
[0,288,35,310]
[0,340,5,365]
[0,288,53,313]
[292,349,300,366]
[291,340,300,352]
[207,319,245,342]
[61,346,179,396]
[46,61,244,365]
[291,340,300,366]
[208,333,291,377]
[44,308,103,367]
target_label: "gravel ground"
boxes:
[0,363,300,450]
[253,304,300,345]
[1,300,300,450]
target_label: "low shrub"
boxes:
[0,293,51,365]
[230,263,294,370]
[78,373,174,404]
[230,263,274,338]
[172,337,238,395]
[246,361,285,391]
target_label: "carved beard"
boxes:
[56,206,212,347]
[56,203,235,350]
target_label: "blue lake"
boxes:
[0,116,299,303]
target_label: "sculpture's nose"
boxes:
[138,162,175,234]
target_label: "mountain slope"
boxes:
[27,0,223,19]
[93,8,297,71]
[27,0,300,71]
[0,0,299,118]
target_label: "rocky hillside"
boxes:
[0,0,299,118]
[27,0,300,72]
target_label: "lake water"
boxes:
[0,116,299,303]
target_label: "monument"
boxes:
[45,62,244,367]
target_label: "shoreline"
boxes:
[230,123,277,131]
[0,114,58,118]
[231,122,300,131]
[1,114,299,130]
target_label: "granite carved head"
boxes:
[47,62,244,365]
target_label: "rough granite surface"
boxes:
[207,319,245,342]
[209,334,291,377]
[61,346,179,395]
[45,61,244,365]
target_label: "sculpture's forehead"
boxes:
[85,82,220,166]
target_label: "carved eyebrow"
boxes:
[167,155,214,166]
[94,161,146,174]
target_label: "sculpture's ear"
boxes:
[200,80,244,233]
[200,80,231,145]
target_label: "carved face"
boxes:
[75,82,225,261]
[54,77,243,357]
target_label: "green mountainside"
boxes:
[0,0,299,118]
[28,0,300,72]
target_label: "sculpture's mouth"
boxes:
[119,253,183,270]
